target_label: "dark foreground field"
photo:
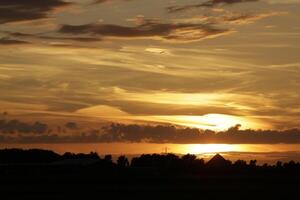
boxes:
[1,149,300,199]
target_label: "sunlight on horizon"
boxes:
[3,143,300,159]
[148,114,266,131]
[182,144,241,154]
[77,104,268,131]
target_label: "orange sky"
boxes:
[0,0,300,141]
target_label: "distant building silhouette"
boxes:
[206,154,232,168]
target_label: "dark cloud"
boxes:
[0,120,48,134]
[167,0,259,13]
[184,12,283,27]
[34,35,102,43]
[92,0,131,4]
[0,38,29,45]
[100,124,203,143]
[59,21,231,42]
[41,36,103,42]
[98,124,300,144]
[0,0,72,24]
[93,0,108,3]
[221,12,281,24]
[4,31,102,44]
[65,122,78,129]
[0,1,271,45]
[2,122,300,144]
[93,0,112,3]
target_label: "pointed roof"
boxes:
[206,154,230,167]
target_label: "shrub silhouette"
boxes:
[117,155,129,168]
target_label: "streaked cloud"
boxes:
[0,38,29,45]
[0,0,72,24]
[0,0,299,141]
[93,0,131,4]
[59,21,232,43]
[167,0,259,13]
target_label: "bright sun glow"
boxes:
[148,114,263,131]
[184,144,240,154]
[200,114,245,130]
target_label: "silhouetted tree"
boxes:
[234,159,247,170]
[117,155,129,168]
[104,155,113,163]
[276,161,282,168]
[249,160,257,167]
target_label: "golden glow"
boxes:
[0,0,299,134]
[148,114,265,130]
[75,104,267,131]
[76,105,128,117]
[116,89,224,106]
[0,143,246,155]
[114,89,267,111]
[199,114,250,130]
[2,143,300,155]
[184,144,240,154]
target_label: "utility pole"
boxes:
[163,147,170,154]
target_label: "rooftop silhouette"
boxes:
[206,153,232,168]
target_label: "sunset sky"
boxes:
[0,0,300,145]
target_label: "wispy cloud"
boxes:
[167,0,259,13]
[0,0,299,134]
